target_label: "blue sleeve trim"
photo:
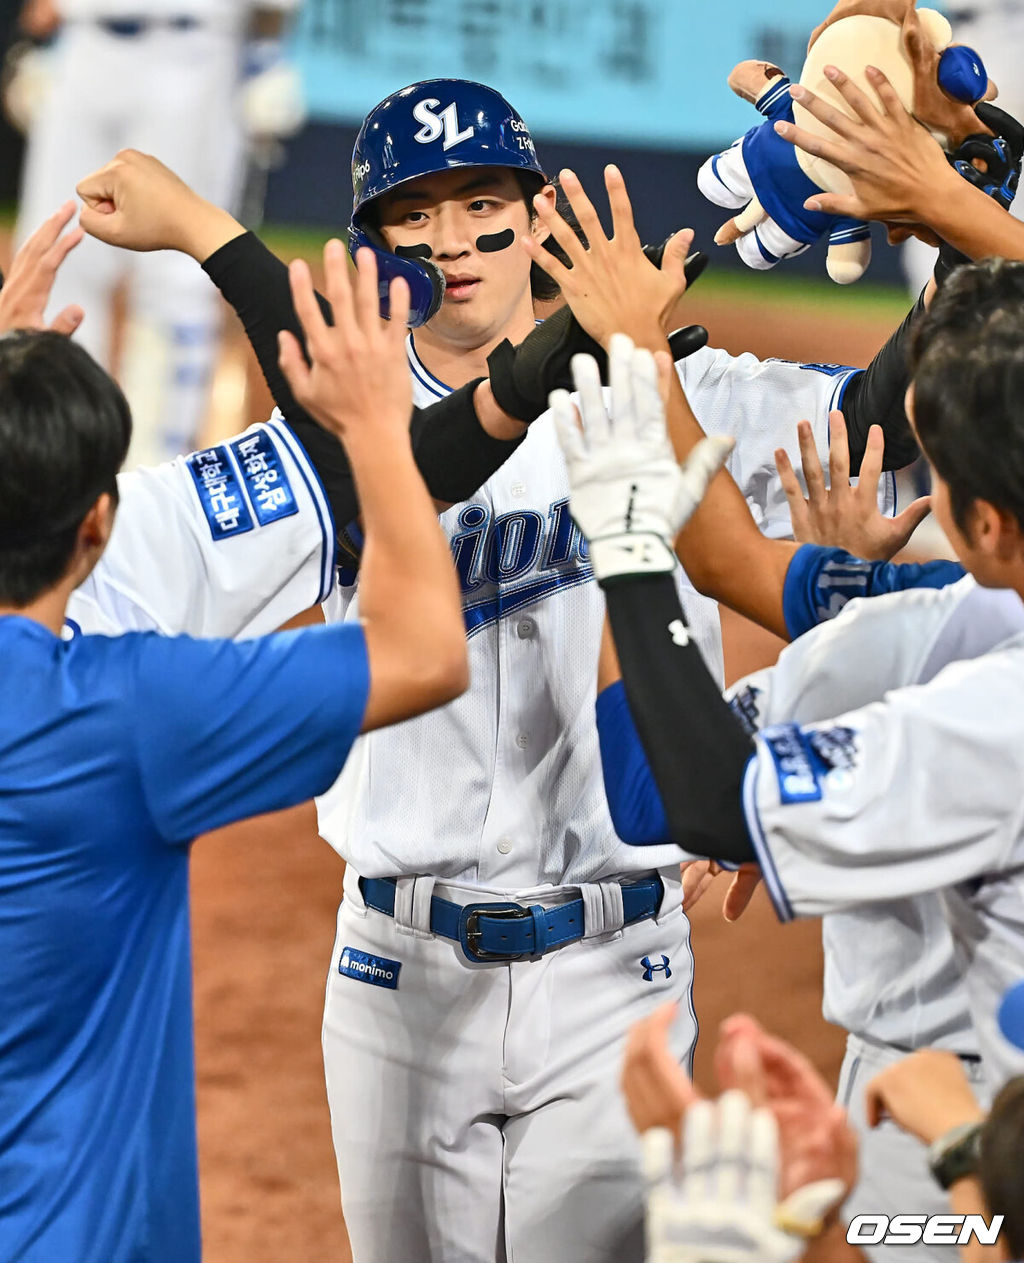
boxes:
[596,680,673,846]
[782,543,966,640]
[267,416,337,605]
[741,755,794,923]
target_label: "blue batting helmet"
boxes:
[349,79,547,327]
[351,78,547,224]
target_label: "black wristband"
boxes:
[411,380,527,505]
[842,291,925,472]
[604,574,754,863]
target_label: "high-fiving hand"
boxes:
[550,334,733,583]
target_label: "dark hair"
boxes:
[979,1075,1024,1258]
[909,259,1024,537]
[0,331,131,606]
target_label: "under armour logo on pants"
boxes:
[641,955,672,982]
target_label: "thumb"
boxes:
[891,495,932,545]
[658,227,694,287]
[78,203,120,244]
[48,305,84,337]
[723,867,762,922]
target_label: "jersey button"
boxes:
[511,482,526,497]
[516,618,535,639]
[516,733,529,749]
[496,839,513,854]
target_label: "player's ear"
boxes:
[530,184,558,242]
[71,492,118,582]
[971,499,1020,561]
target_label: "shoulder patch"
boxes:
[762,722,859,804]
[230,430,298,526]
[186,445,254,539]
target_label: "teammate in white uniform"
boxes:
[569,261,1024,1256]
[14,0,301,467]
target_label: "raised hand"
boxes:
[622,1002,701,1136]
[0,202,84,336]
[77,148,243,261]
[278,241,412,447]
[524,164,698,350]
[551,335,732,583]
[775,410,930,560]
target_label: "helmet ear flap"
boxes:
[347,223,446,328]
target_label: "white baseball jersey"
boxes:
[58,0,297,31]
[738,576,1024,1086]
[68,415,334,638]
[315,336,879,886]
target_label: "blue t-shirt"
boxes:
[0,615,369,1263]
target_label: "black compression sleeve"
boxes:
[842,291,925,472]
[202,232,525,521]
[604,575,755,863]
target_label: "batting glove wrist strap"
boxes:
[589,532,678,584]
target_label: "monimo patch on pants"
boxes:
[338,946,401,990]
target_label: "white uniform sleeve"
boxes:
[743,638,1024,921]
[72,414,335,638]
[678,346,894,538]
[726,577,1024,735]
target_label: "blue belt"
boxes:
[98,16,199,36]
[358,875,663,963]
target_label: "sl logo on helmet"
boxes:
[412,99,475,151]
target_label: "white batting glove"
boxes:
[550,333,733,583]
[644,1092,847,1263]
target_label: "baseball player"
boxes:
[0,244,468,1263]
[555,262,1024,1238]
[71,88,927,1261]
[13,0,303,468]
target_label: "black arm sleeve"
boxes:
[201,232,525,529]
[603,574,755,864]
[842,290,925,473]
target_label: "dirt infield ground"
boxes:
[134,255,908,1260]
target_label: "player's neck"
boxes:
[412,297,539,390]
[0,581,73,637]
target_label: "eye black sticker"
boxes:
[476,228,516,253]
[393,242,433,260]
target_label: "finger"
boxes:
[77,205,122,243]
[659,228,694,292]
[48,305,84,336]
[890,495,931,546]
[608,333,636,442]
[387,275,410,333]
[856,422,885,495]
[550,388,587,467]
[715,1090,751,1204]
[75,163,120,206]
[289,257,333,351]
[19,200,77,258]
[798,419,827,504]
[748,1107,780,1214]
[45,224,85,268]
[774,122,857,178]
[727,1036,767,1108]
[277,328,311,397]
[803,190,863,219]
[522,231,572,286]
[827,409,850,490]
[642,1128,676,1184]
[557,167,607,252]
[352,241,382,333]
[789,80,865,137]
[814,65,887,125]
[723,867,762,921]
[604,163,641,247]
[864,64,911,120]
[629,344,667,450]
[681,1099,716,1199]
[321,240,356,338]
[570,352,610,446]
[774,447,811,539]
[533,192,588,267]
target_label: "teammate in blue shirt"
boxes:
[0,244,468,1263]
